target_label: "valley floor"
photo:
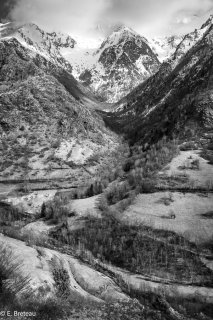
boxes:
[0,147,213,319]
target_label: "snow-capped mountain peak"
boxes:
[75,25,161,102]
[2,16,212,104]
[0,22,76,73]
[18,23,76,49]
[97,25,148,53]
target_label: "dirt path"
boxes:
[99,262,213,304]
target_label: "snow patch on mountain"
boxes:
[61,46,97,79]
[149,36,183,62]
[0,22,76,73]
[170,22,212,67]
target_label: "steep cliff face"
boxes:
[104,24,213,145]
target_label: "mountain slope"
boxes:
[0,37,120,184]
[149,16,213,66]
[103,23,213,146]
[169,15,213,68]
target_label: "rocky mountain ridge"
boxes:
[77,26,161,102]
[104,21,213,146]
[168,15,213,68]
[1,19,212,105]
[0,22,76,73]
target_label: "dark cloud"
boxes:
[0,0,17,21]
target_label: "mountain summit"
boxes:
[78,26,160,102]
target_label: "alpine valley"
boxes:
[0,13,213,320]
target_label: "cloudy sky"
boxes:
[1,0,213,38]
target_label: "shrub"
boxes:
[51,262,70,298]
[0,202,26,225]
[140,179,155,193]
[179,141,198,151]
[96,195,109,212]
[51,139,61,149]
[0,244,31,301]
[104,181,130,205]
[40,197,75,224]
[191,158,200,170]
